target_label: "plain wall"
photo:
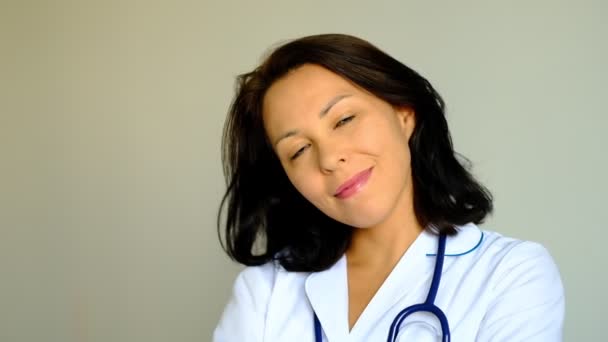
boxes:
[1,0,606,341]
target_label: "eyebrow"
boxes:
[273,94,352,147]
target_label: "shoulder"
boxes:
[476,227,562,284]
[213,262,280,342]
[450,223,554,262]
[230,257,311,292]
[462,225,565,340]
[228,261,281,308]
[445,223,563,298]
[214,259,311,342]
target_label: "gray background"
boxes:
[1,0,606,341]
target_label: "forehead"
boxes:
[262,64,359,125]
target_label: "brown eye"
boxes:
[290,144,310,161]
[335,115,355,128]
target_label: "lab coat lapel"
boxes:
[349,229,436,338]
[305,255,350,341]
[304,224,483,340]
[349,224,483,337]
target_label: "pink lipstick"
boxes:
[334,167,373,199]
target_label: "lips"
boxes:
[334,167,373,199]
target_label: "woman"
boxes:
[213,34,564,341]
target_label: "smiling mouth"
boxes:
[334,167,373,199]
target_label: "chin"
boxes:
[336,211,389,229]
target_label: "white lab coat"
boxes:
[213,223,564,341]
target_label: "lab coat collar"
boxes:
[305,254,350,340]
[424,222,484,257]
[304,223,483,339]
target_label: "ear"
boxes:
[395,106,416,139]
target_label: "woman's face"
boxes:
[262,64,416,229]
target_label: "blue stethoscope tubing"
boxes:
[313,234,450,342]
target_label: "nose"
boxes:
[317,141,346,174]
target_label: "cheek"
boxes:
[372,121,412,177]
[285,167,325,203]
[357,120,400,154]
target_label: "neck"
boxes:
[347,221,423,271]
[346,196,423,269]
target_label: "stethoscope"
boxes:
[313,234,450,342]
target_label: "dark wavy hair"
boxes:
[217,33,493,272]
